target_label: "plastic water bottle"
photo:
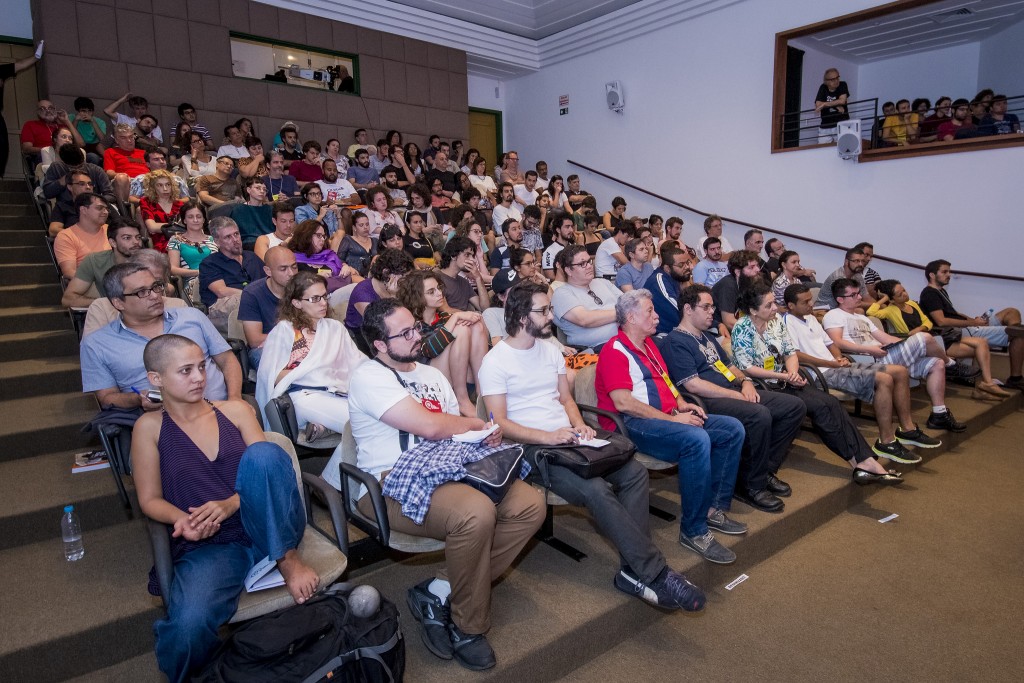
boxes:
[61,505,85,561]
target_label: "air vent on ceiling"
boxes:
[930,7,974,24]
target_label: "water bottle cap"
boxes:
[64,505,73,513]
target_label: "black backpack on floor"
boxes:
[193,583,405,683]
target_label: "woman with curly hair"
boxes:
[363,185,405,237]
[140,169,185,252]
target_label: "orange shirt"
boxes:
[54,224,109,276]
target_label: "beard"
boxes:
[526,317,554,340]
[386,340,423,363]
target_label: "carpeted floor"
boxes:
[561,408,1024,683]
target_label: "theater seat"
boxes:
[263,392,343,452]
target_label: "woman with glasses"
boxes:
[256,271,367,443]
[290,219,361,293]
[295,183,341,243]
[510,246,550,287]
[731,280,903,486]
[180,131,217,183]
[453,215,493,285]
[396,269,490,417]
[167,200,217,302]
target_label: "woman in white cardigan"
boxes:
[256,271,367,441]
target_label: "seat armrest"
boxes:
[146,519,174,606]
[678,391,706,411]
[799,363,830,393]
[338,462,391,547]
[301,472,349,555]
[576,403,626,434]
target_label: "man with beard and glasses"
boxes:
[814,246,874,312]
[62,222,144,308]
[643,246,694,335]
[480,282,707,610]
[710,249,760,336]
[327,298,543,672]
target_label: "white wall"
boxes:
[978,18,1024,97]
[467,74,507,111]
[502,0,1022,313]
[858,43,980,108]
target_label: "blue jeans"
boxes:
[623,414,744,538]
[154,441,306,683]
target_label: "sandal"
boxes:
[303,422,328,443]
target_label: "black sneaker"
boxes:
[946,362,980,379]
[615,567,706,612]
[926,410,966,433]
[406,579,453,660]
[447,623,496,671]
[894,426,942,449]
[872,439,923,464]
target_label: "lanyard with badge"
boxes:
[632,338,681,399]
[687,329,736,382]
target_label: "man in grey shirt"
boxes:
[814,246,873,312]
[552,245,622,349]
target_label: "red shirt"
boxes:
[139,198,185,252]
[21,119,59,150]
[594,330,677,431]
[288,160,323,183]
[103,146,149,176]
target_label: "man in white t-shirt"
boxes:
[542,214,576,279]
[316,159,359,206]
[216,123,248,159]
[479,282,706,612]
[512,171,539,210]
[822,277,965,433]
[693,214,735,261]
[327,298,543,671]
[594,225,633,278]
[552,245,622,349]
[781,282,939,462]
[491,182,521,236]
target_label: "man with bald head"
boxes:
[238,246,299,367]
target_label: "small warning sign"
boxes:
[559,94,569,106]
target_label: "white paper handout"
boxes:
[452,423,500,443]
[244,555,285,592]
[577,437,610,447]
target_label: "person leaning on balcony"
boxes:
[814,67,850,144]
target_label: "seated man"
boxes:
[660,284,804,514]
[261,150,300,200]
[215,123,248,160]
[42,145,116,231]
[81,249,186,337]
[103,123,149,203]
[195,156,240,207]
[920,259,1023,391]
[47,168,98,236]
[104,93,163,143]
[481,282,706,606]
[711,249,761,336]
[199,217,265,332]
[742,229,767,273]
[238,246,298,367]
[854,242,882,299]
[288,141,324,187]
[614,238,653,292]
[595,290,745,563]
[542,214,576,280]
[433,237,488,312]
[81,262,242,411]
[824,278,965,432]
[62,221,143,308]
[642,245,693,335]
[814,246,875,312]
[338,298,545,671]
[490,182,521,236]
[346,148,380,194]
[551,245,622,350]
[487,218,523,274]
[54,192,112,279]
[693,214,734,261]
[595,225,632,279]
[21,99,61,165]
[127,148,189,204]
[691,237,729,287]
[132,334,317,683]
[783,283,940,460]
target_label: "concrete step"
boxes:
[0,355,83,398]
[0,282,63,307]
[0,392,99,461]
[0,329,79,360]
[0,229,47,246]
[0,244,50,264]
[0,305,69,333]
[0,191,33,203]
[0,263,61,285]
[0,203,35,217]
[0,178,30,192]
[0,448,132,551]
[0,215,42,230]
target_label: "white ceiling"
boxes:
[384,0,645,40]
[798,0,1024,63]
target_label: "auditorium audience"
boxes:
[54,192,111,279]
[253,201,297,262]
[62,221,143,308]
[199,217,264,331]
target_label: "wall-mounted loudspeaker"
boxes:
[606,81,624,113]
[836,119,861,160]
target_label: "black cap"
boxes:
[490,268,520,294]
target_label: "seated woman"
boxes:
[256,271,367,442]
[167,200,217,304]
[731,281,903,486]
[396,269,490,417]
[167,122,191,171]
[363,185,405,238]
[290,219,361,293]
[402,211,439,268]
[453,215,493,285]
[868,279,1011,399]
[377,223,405,252]
[344,248,415,338]
[140,169,186,253]
[180,131,217,185]
[601,196,628,234]
[132,334,319,683]
[294,183,342,245]
[337,212,377,277]
[37,126,87,180]
[510,246,550,287]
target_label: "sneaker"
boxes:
[406,579,453,660]
[679,530,736,565]
[872,439,923,464]
[926,410,967,433]
[946,362,980,379]
[707,508,748,535]
[615,567,706,612]
[447,623,496,671]
[895,426,942,449]
[1005,376,1024,391]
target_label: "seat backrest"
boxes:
[340,422,361,504]
[328,282,358,324]
[265,394,300,441]
[572,364,598,406]
[263,431,302,494]
[207,202,237,222]
[227,305,246,341]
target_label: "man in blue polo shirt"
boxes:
[238,246,297,367]
[199,216,264,332]
[642,245,693,335]
[81,262,242,410]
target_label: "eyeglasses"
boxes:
[38,106,56,112]
[124,281,165,299]
[71,180,93,187]
[386,325,422,342]
[586,290,604,305]
[298,294,328,303]
[696,303,716,312]
[313,232,327,240]
[838,291,862,299]
[570,258,595,268]
[530,306,553,315]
